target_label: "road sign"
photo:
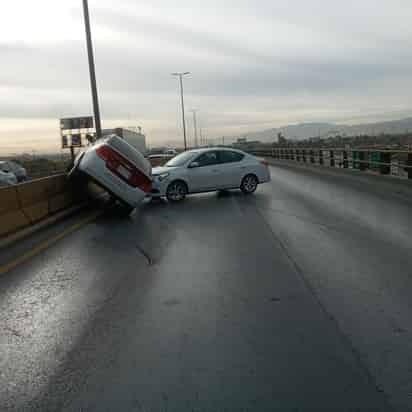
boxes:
[60,116,95,160]
[71,134,82,147]
[60,116,94,130]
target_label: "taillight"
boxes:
[261,159,269,167]
[96,144,152,193]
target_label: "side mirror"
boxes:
[189,162,200,168]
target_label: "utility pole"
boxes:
[190,109,198,148]
[171,72,190,150]
[83,0,102,140]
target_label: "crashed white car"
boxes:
[70,135,152,213]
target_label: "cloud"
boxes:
[1,0,412,153]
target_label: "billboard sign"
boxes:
[60,116,93,131]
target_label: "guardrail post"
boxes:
[302,150,306,162]
[290,149,294,161]
[408,153,412,179]
[359,152,367,171]
[296,149,300,162]
[330,150,335,167]
[319,150,324,165]
[380,152,391,175]
[343,151,349,168]
[310,150,315,163]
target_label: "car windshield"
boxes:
[165,151,197,167]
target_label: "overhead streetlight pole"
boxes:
[171,72,190,150]
[83,0,102,140]
[199,127,203,146]
[190,109,199,148]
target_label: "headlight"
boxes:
[157,172,170,182]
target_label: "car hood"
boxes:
[152,166,177,176]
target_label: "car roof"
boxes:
[186,147,246,155]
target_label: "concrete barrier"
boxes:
[0,174,80,238]
[0,186,30,237]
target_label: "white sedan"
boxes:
[70,135,152,213]
[151,147,271,202]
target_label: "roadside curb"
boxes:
[0,202,89,250]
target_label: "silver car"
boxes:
[0,169,18,187]
[0,160,27,182]
[151,147,271,202]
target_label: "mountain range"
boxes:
[238,117,412,143]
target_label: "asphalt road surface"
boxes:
[1,161,412,411]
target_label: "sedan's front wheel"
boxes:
[166,181,188,202]
[240,174,258,194]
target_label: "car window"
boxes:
[166,151,197,167]
[0,162,9,172]
[194,151,219,167]
[219,151,244,164]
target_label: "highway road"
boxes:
[1,161,412,411]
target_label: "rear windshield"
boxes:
[104,135,151,177]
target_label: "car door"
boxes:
[187,151,222,192]
[218,150,246,188]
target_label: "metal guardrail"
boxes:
[250,148,412,179]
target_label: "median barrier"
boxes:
[0,174,83,239]
[0,186,30,237]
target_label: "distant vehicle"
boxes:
[0,169,18,187]
[0,160,27,182]
[70,135,152,214]
[164,149,178,156]
[151,147,271,202]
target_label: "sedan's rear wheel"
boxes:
[166,181,187,202]
[240,174,258,194]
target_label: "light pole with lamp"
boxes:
[171,72,190,150]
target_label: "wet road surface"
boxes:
[1,161,412,411]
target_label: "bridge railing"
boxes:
[250,147,412,179]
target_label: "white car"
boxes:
[70,135,152,213]
[151,147,271,201]
[0,169,18,187]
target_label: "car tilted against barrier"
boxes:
[69,135,152,214]
[151,147,271,202]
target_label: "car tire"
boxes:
[166,180,188,202]
[240,174,258,194]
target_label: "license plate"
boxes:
[117,165,131,179]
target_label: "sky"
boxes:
[1,0,412,154]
